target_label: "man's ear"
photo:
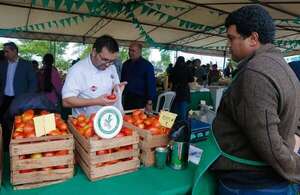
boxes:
[249,32,260,47]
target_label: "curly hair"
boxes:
[225,5,275,44]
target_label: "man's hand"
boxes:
[294,134,300,154]
[94,94,117,106]
[113,81,127,94]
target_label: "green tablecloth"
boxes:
[1,133,218,195]
[190,91,213,110]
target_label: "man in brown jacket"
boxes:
[212,5,300,194]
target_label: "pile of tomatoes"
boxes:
[13,109,68,139]
[70,113,133,139]
[123,110,170,135]
[18,150,69,174]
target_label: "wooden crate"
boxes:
[0,125,2,187]
[123,121,169,166]
[9,129,74,190]
[68,118,140,181]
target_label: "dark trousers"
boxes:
[0,95,14,151]
[123,93,146,110]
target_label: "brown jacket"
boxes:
[212,44,300,183]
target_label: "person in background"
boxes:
[207,64,221,85]
[288,61,300,81]
[166,63,173,76]
[212,5,300,194]
[62,35,126,116]
[0,42,37,150]
[121,42,156,112]
[113,58,123,79]
[0,50,5,62]
[32,60,39,74]
[38,53,63,109]
[170,56,193,121]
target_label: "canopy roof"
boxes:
[0,0,300,56]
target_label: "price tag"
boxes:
[159,111,177,128]
[33,113,56,137]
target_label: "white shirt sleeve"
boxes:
[62,67,82,99]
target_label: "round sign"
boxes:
[93,106,123,139]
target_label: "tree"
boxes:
[79,44,92,59]
[119,46,128,62]
[18,40,69,71]
[142,47,151,60]
[159,49,171,68]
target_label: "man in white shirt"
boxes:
[62,35,125,116]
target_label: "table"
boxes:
[190,91,213,110]
[1,156,197,195]
[1,134,218,195]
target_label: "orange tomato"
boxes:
[25,131,35,138]
[84,127,94,138]
[48,130,61,136]
[55,150,69,156]
[15,122,25,129]
[57,122,67,131]
[121,127,132,136]
[96,162,104,167]
[71,118,78,126]
[148,127,161,135]
[22,109,34,122]
[77,114,86,123]
[13,132,24,139]
[23,123,35,135]
[136,123,145,129]
[139,113,147,120]
[43,152,55,157]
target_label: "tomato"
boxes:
[25,131,35,138]
[48,130,61,136]
[116,132,125,138]
[43,152,55,157]
[123,115,133,124]
[19,169,34,174]
[84,127,94,138]
[139,113,147,120]
[96,150,108,155]
[106,160,119,165]
[14,116,22,124]
[15,127,24,133]
[71,118,78,126]
[96,162,104,167]
[55,150,69,156]
[40,110,50,115]
[136,123,145,129]
[132,110,142,116]
[13,132,24,139]
[53,165,67,169]
[19,155,28,160]
[148,127,161,135]
[22,109,34,122]
[55,113,62,120]
[106,93,116,100]
[15,122,25,129]
[143,118,152,126]
[152,119,161,128]
[57,122,67,131]
[77,114,86,123]
[133,118,143,125]
[78,121,86,128]
[31,153,42,159]
[40,167,53,171]
[60,130,68,135]
[121,127,132,136]
[23,123,35,135]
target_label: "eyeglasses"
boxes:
[96,52,114,67]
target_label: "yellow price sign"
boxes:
[159,111,177,128]
[33,113,56,137]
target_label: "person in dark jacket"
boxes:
[170,56,193,121]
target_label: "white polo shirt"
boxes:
[62,56,123,116]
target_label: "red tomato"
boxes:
[19,155,28,160]
[116,132,125,138]
[143,118,152,126]
[139,113,147,120]
[23,123,35,135]
[25,131,36,138]
[40,167,53,171]
[96,150,108,155]
[57,122,67,131]
[136,123,145,129]
[121,127,132,136]
[106,94,116,100]
[89,113,96,122]
[53,165,67,169]
[40,110,50,115]
[19,169,34,174]
[14,116,22,124]
[148,127,161,135]
[123,115,133,124]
